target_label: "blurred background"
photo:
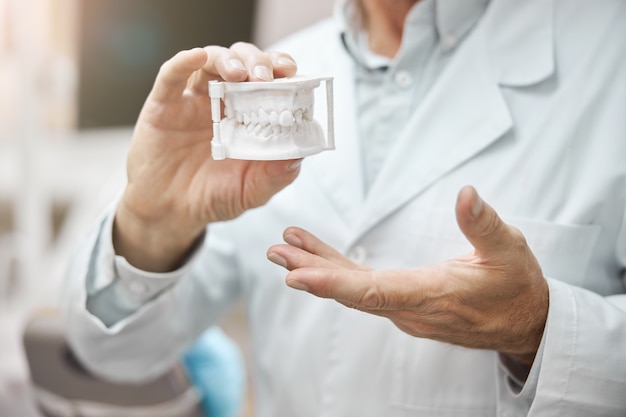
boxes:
[0,0,333,415]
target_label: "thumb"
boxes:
[455,185,513,256]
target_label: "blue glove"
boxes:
[183,327,246,417]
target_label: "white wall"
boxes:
[253,0,336,48]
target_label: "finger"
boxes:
[267,243,339,272]
[230,42,275,81]
[268,51,298,79]
[244,159,303,207]
[150,48,208,102]
[189,45,248,95]
[455,185,525,257]
[281,227,364,269]
[286,268,431,310]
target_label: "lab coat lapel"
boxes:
[352,0,554,237]
[307,33,365,225]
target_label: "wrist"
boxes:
[113,198,204,272]
[504,276,549,362]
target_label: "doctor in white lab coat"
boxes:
[62,0,626,416]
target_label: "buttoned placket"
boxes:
[355,0,440,194]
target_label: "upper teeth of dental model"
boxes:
[209,76,335,160]
[229,107,311,135]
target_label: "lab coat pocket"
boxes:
[505,217,601,287]
[403,207,602,287]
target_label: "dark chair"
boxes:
[22,310,203,417]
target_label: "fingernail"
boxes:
[276,57,296,68]
[267,252,287,268]
[227,58,246,71]
[471,194,484,218]
[253,65,273,81]
[287,280,309,292]
[288,159,302,171]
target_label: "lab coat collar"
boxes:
[435,0,490,52]
[316,0,555,239]
[352,21,514,238]
[334,0,554,86]
[335,0,491,60]
[351,0,555,238]
[484,0,555,86]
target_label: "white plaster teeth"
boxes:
[215,77,333,160]
[259,108,270,126]
[253,123,263,136]
[261,126,272,137]
[270,111,279,126]
[229,105,315,140]
[294,109,303,124]
[279,110,295,127]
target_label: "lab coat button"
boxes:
[442,33,458,49]
[394,70,413,88]
[348,246,367,264]
[128,279,148,295]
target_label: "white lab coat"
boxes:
[63,0,626,415]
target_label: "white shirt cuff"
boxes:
[86,205,205,327]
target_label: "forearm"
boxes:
[113,194,205,273]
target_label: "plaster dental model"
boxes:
[209,76,334,160]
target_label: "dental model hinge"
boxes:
[209,81,224,99]
[209,81,227,159]
[324,77,335,151]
